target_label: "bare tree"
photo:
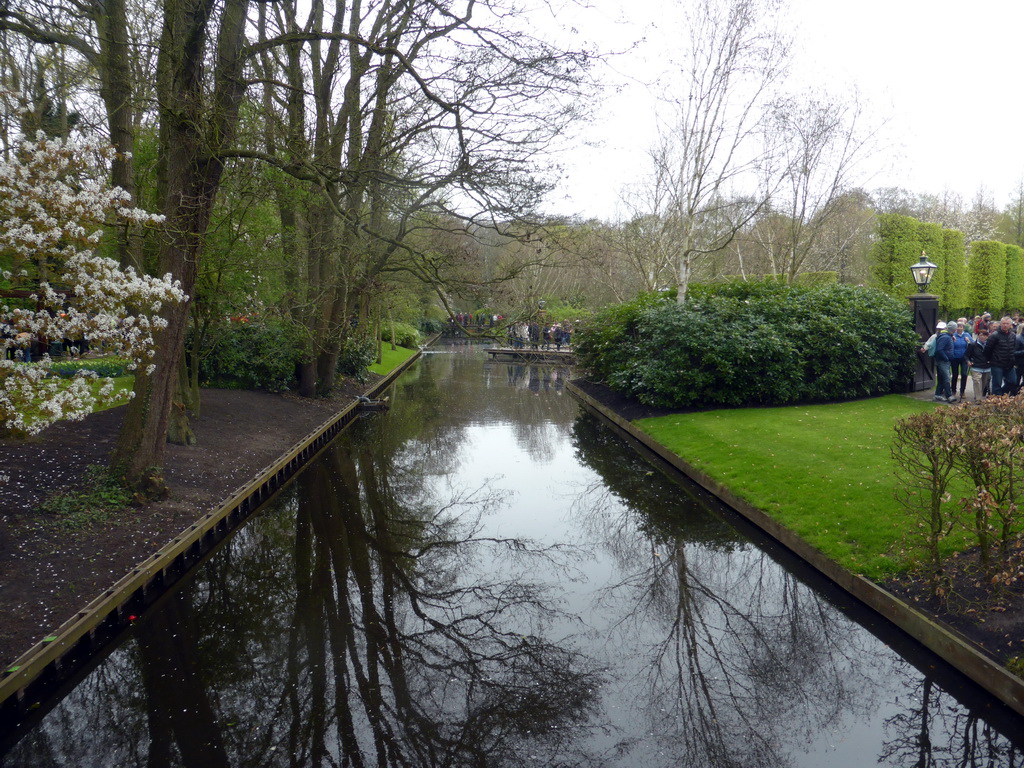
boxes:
[761,90,879,282]
[645,0,792,303]
[246,0,594,395]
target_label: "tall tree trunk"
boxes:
[112,0,250,493]
[94,0,141,269]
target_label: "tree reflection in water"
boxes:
[4,433,604,767]
[278,442,604,766]
[880,672,1022,766]
[569,411,1024,768]
[6,348,1024,768]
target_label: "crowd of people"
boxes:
[449,312,503,327]
[924,312,1024,402]
[506,321,572,350]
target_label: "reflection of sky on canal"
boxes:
[410,352,1019,767]
[4,344,1022,767]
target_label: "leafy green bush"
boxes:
[199,319,303,392]
[382,321,421,348]
[48,357,132,378]
[336,333,376,382]
[575,282,918,408]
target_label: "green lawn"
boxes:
[90,376,135,411]
[21,375,135,426]
[635,395,972,580]
[369,345,419,376]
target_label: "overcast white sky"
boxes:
[543,0,1024,221]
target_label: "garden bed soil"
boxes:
[571,378,1024,668]
[0,377,378,669]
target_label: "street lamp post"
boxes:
[908,251,939,392]
[911,252,938,292]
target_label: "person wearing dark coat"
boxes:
[966,329,991,401]
[985,316,1019,396]
[933,321,954,402]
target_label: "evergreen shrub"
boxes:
[382,321,421,348]
[199,318,304,392]
[968,241,1007,313]
[942,229,968,312]
[1006,244,1024,311]
[574,282,918,408]
[336,333,376,381]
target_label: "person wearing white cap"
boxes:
[933,321,954,402]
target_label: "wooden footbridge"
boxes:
[483,346,575,364]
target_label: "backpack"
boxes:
[925,334,937,357]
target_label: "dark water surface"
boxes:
[3,342,1024,767]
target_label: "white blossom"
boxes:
[1,134,187,437]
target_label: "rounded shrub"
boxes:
[382,321,421,348]
[575,282,918,408]
[199,318,304,392]
[336,333,376,381]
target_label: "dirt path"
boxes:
[0,380,374,668]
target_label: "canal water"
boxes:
[3,341,1023,767]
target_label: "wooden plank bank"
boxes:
[567,379,1024,719]
[0,350,422,733]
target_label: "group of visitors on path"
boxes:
[507,321,572,350]
[924,312,1024,402]
[450,312,502,327]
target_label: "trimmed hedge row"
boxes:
[48,357,132,378]
[868,214,1024,316]
[574,282,918,408]
[968,241,1007,313]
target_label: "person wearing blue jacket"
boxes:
[948,320,972,401]
[933,321,954,402]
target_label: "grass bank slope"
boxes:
[635,395,961,580]
[369,345,419,376]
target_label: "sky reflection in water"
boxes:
[3,343,1023,767]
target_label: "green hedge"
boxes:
[870,213,920,297]
[967,240,1007,313]
[942,229,968,313]
[918,221,945,296]
[1006,244,1024,310]
[48,357,132,378]
[574,282,918,408]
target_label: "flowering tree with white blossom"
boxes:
[0,133,186,437]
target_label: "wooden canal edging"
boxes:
[0,350,422,731]
[567,379,1024,719]
[484,347,575,364]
